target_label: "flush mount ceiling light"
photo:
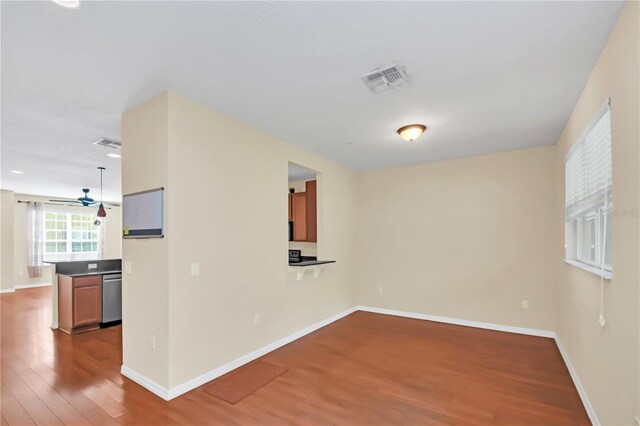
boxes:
[107,153,121,158]
[397,124,427,142]
[10,170,24,174]
[51,0,80,8]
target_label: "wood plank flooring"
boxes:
[1,287,590,425]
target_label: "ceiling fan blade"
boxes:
[49,199,79,203]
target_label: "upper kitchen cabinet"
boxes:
[288,180,317,242]
[290,192,307,241]
[305,180,317,242]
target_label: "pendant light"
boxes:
[397,124,427,142]
[97,167,107,218]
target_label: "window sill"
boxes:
[563,259,613,280]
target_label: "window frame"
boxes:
[564,99,613,278]
[573,204,612,272]
[43,210,101,261]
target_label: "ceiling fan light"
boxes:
[97,203,107,218]
[397,124,427,142]
[51,0,80,9]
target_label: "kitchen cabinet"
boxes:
[58,274,102,334]
[288,179,317,242]
[305,180,317,242]
[291,192,307,241]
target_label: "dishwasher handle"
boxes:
[103,274,122,282]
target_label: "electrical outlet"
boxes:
[191,263,200,277]
[254,314,261,325]
[521,300,529,309]
[378,286,384,294]
[150,336,156,351]
[124,261,132,274]
[88,263,97,270]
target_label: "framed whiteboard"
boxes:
[123,188,164,238]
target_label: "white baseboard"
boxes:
[1,283,52,293]
[15,282,51,290]
[121,306,358,401]
[554,336,599,425]
[121,365,170,400]
[119,305,596,425]
[356,305,556,338]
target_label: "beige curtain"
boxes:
[27,202,44,278]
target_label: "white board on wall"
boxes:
[123,188,164,238]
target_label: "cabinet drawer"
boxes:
[73,275,101,287]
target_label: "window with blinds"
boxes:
[564,101,612,274]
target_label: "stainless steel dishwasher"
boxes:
[102,273,122,325]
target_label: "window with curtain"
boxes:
[564,102,612,274]
[43,211,103,260]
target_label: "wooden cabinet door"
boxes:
[292,192,307,241]
[288,193,293,222]
[73,283,102,327]
[305,180,317,242]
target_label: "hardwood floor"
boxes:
[1,287,590,425]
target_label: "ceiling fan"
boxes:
[49,188,119,207]
[49,167,119,208]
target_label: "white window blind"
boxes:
[565,106,612,219]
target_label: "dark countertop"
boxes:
[59,270,122,278]
[44,259,121,264]
[289,260,336,267]
[48,259,122,276]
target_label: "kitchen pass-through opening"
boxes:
[288,162,318,263]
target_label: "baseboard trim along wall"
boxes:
[554,336,600,425]
[0,282,52,294]
[121,366,170,400]
[356,305,556,338]
[15,282,51,290]
[121,306,359,401]
[120,305,597,424]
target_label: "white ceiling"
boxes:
[1,1,624,201]
[289,163,317,183]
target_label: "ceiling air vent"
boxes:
[361,64,408,92]
[93,138,121,149]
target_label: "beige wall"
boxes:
[166,93,357,387]
[121,92,171,388]
[1,190,15,292]
[553,2,639,424]
[122,91,357,388]
[354,146,558,331]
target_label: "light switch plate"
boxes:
[191,263,200,277]
[124,261,132,274]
